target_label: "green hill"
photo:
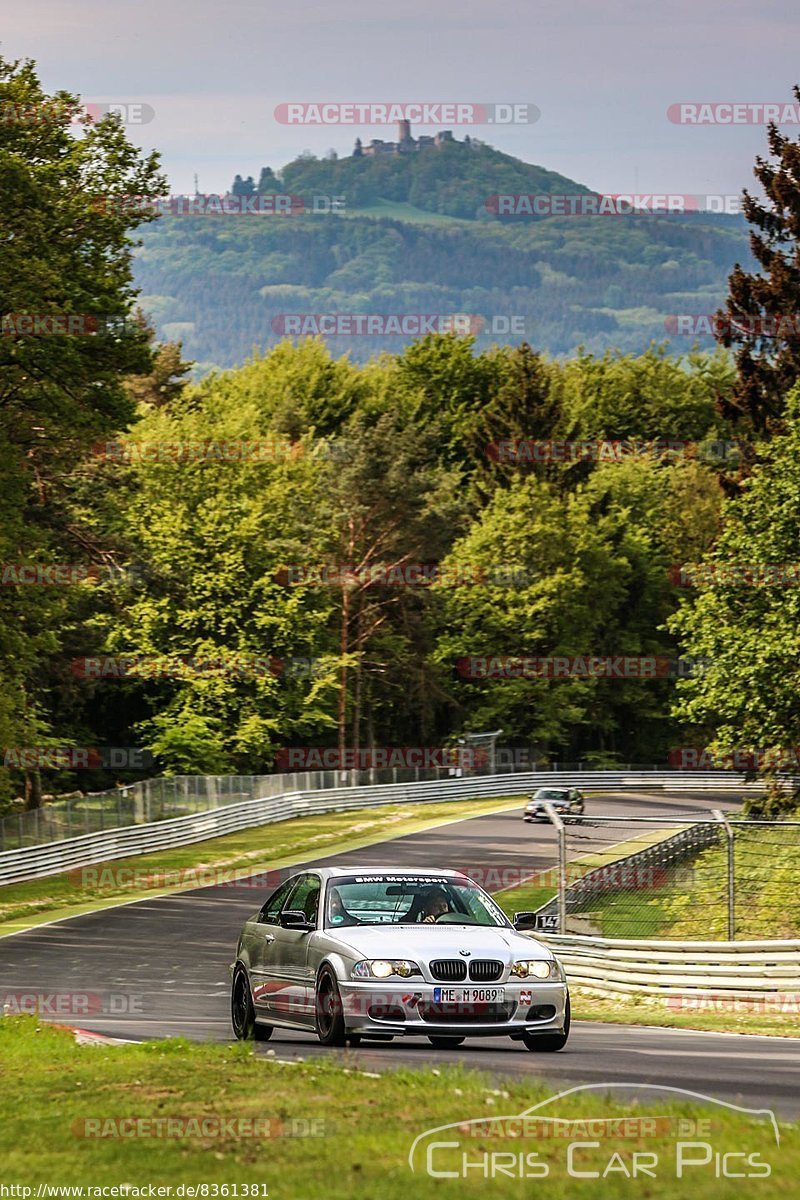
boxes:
[135,138,752,370]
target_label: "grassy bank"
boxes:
[576,825,800,940]
[0,1017,794,1197]
[493,827,680,920]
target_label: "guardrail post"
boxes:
[712,808,735,940]
[544,802,567,934]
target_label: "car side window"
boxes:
[283,874,321,926]
[258,879,295,925]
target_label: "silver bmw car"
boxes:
[231,866,570,1051]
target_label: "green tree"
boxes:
[715,85,800,434]
[670,384,800,809]
[0,56,165,807]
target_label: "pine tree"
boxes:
[716,85,800,433]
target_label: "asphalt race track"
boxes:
[2,790,799,1118]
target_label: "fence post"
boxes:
[545,803,567,934]
[712,808,735,940]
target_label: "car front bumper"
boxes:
[338,979,569,1037]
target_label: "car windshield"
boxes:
[533,789,568,801]
[324,875,510,928]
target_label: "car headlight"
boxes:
[511,959,564,980]
[351,959,421,979]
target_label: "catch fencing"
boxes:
[529,807,800,941]
[0,768,767,887]
[0,763,769,855]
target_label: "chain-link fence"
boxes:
[0,775,258,852]
[0,761,787,865]
[530,808,800,940]
[0,756,549,853]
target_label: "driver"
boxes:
[417,887,450,923]
[327,886,360,927]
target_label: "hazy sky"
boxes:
[3,0,798,195]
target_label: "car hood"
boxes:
[322,923,553,961]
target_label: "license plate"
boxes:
[432,987,505,1004]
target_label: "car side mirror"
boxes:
[280,909,314,931]
[513,911,539,931]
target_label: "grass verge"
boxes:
[0,797,518,935]
[587,826,800,940]
[570,987,800,1038]
[493,826,681,918]
[0,1017,794,1197]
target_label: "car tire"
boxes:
[231,966,273,1042]
[315,967,347,1047]
[521,995,570,1052]
[427,1036,466,1048]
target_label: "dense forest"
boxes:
[3,58,800,813]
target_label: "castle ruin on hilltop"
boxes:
[353,121,472,157]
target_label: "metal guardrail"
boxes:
[534,933,800,999]
[0,768,761,887]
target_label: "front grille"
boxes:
[469,960,503,982]
[430,959,467,982]
[419,1001,514,1025]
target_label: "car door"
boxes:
[270,873,322,1028]
[248,877,297,1017]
